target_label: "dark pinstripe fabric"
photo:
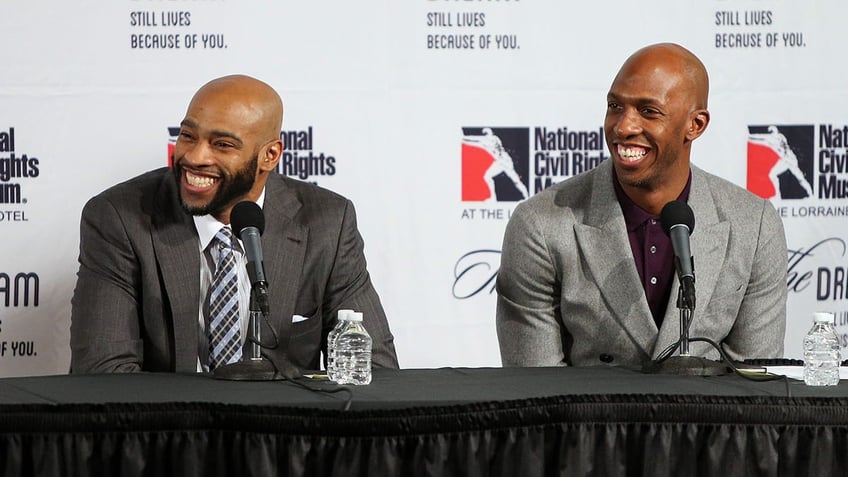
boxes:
[71,168,399,373]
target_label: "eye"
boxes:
[177,131,195,141]
[214,141,235,149]
[607,102,622,112]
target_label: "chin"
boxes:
[178,196,211,216]
[616,171,651,189]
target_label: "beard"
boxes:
[175,153,259,217]
[617,171,657,190]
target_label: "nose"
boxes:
[177,141,213,167]
[613,108,642,138]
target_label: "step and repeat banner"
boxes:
[2,0,847,376]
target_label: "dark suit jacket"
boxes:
[71,168,398,373]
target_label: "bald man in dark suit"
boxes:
[71,75,398,374]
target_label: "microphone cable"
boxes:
[247,312,356,411]
[650,310,791,396]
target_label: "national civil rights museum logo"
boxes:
[461,127,529,202]
[747,125,814,200]
[456,124,607,300]
[167,126,337,185]
[461,126,607,203]
[747,124,848,216]
[277,127,336,184]
[0,127,39,223]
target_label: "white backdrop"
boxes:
[2,0,847,376]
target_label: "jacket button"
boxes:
[599,354,614,363]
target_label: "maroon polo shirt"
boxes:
[612,172,692,328]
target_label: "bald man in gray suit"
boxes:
[71,75,398,374]
[496,44,787,367]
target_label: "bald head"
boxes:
[189,75,284,144]
[616,43,709,110]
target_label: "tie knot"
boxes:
[213,227,235,250]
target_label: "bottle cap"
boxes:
[337,309,354,321]
[349,311,363,322]
[814,312,835,324]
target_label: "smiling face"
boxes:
[174,147,259,219]
[172,75,283,224]
[604,44,709,213]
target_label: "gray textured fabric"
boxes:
[71,168,398,373]
[496,160,787,367]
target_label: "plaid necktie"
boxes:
[208,226,242,369]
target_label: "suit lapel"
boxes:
[656,166,730,355]
[150,171,200,371]
[574,162,658,357]
[262,176,307,353]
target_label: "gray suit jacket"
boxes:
[71,168,398,373]
[496,160,787,367]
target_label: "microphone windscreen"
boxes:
[231,201,265,236]
[660,200,695,236]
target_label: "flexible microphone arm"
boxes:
[677,266,695,356]
[675,256,696,311]
[250,273,270,316]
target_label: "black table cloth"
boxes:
[0,366,845,476]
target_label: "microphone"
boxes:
[230,201,269,314]
[643,201,727,376]
[660,200,695,309]
[213,200,284,381]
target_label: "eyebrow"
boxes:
[180,120,244,145]
[607,91,662,105]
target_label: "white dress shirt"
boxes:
[193,190,265,372]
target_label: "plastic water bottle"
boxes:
[326,309,353,382]
[803,312,841,386]
[333,311,372,385]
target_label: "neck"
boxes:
[618,171,691,216]
[620,188,677,216]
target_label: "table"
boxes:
[1,366,846,476]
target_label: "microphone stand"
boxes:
[678,273,695,357]
[213,286,283,381]
[642,258,728,376]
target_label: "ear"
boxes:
[685,109,710,142]
[259,139,283,172]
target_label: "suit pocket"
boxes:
[291,311,321,338]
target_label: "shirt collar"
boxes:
[612,170,692,232]
[194,188,266,252]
